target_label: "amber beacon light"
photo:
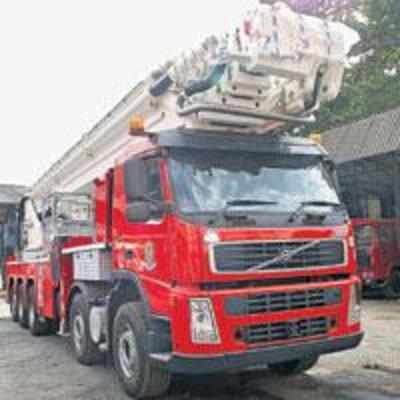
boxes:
[129,115,146,136]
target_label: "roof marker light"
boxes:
[129,115,145,136]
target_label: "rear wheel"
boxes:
[27,285,49,336]
[112,302,171,399]
[10,286,19,322]
[69,293,103,365]
[269,355,319,376]
[382,269,400,299]
[18,285,29,329]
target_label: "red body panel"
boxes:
[6,236,91,320]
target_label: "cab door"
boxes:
[112,155,172,315]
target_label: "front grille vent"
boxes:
[242,317,330,344]
[225,288,342,316]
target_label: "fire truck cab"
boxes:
[6,130,363,398]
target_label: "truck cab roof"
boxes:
[125,129,327,160]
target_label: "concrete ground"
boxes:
[0,299,399,400]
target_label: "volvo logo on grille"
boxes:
[280,248,292,262]
[286,321,302,338]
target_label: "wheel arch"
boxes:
[26,278,35,289]
[107,270,152,348]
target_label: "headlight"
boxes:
[190,298,220,344]
[348,282,362,324]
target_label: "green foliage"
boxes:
[304,0,400,134]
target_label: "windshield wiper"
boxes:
[222,199,279,216]
[216,199,279,224]
[225,199,279,208]
[288,201,344,223]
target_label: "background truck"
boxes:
[353,218,400,298]
[5,2,362,398]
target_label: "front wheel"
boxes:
[269,355,319,376]
[112,302,171,399]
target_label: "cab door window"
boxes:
[144,158,163,203]
[124,157,164,221]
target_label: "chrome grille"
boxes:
[242,317,330,344]
[212,240,345,273]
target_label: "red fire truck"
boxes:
[6,130,362,397]
[4,3,362,398]
[353,218,400,298]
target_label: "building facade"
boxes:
[322,107,400,219]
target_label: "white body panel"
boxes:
[72,248,112,281]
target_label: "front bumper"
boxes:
[167,276,361,357]
[151,333,363,374]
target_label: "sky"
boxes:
[0,0,257,186]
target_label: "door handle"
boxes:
[125,250,135,260]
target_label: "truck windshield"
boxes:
[168,148,340,215]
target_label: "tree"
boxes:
[286,0,364,20]
[301,0,400,133]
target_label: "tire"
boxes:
[10,286,19,322]
[18,285,29,329]
[27,285,49,336]
[112,302,171,399]
[382,269,400,299]
[269,355,319,376]
[69,293,103,365]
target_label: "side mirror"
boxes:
[126,202,152,223]
[124,158,149,201]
